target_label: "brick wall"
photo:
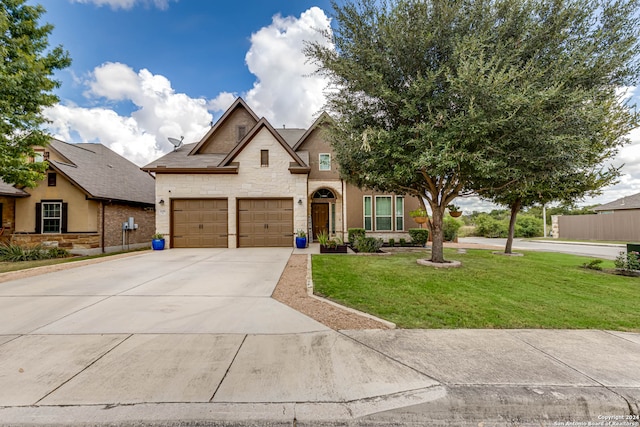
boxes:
[0,197,16,242]
[100,202,155,248]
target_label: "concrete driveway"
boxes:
[0,248,444,424]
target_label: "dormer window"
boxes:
[237,125,247,142]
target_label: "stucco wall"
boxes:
[297,127,340,181]
[14,172,98,233]
[344,183,423,237]
[199,107,258,154]
[155,127,308,248]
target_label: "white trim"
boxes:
[395,196,404,231]
[42,202,62,234]
[375,196,393,231]
[363,196,372,231]
[319,153,331,171]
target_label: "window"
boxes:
[331,203,336,234]
[363,196,372,231]
[375,196,393,231]
[42,202,62,233]
[237,125,247,141]
[319,153,331,171]
[395,196,404,231]
[260,149,269,167]
[47,172,56,187]
[33,151,44,163]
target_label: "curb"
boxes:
[305,254,396,329]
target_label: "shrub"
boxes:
[473,213,508,238]
[353,236,383,253]
[408,229,429,246]
[0,243,70,262]
[347,228,365,244]
[443,216,463,241]
[399,238,407,246]
[514,215,543,238]
[387,238,395,247]
[582,259,603,271]
[614,251,640,272]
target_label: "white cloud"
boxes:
[240,7,332,128]
[45,62,212,166]
[70,0,174,10]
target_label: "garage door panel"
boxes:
[172,199,228,248]
[237,199,293,248]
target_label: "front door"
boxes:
[311,203,329,240]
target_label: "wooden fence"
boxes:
[556,210,640,241]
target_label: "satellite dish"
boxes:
[168,136,184,151]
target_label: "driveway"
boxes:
[0,248,327,335]
[0,248,444,423]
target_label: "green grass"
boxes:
[0,248,150,274]
[312,249,640,331]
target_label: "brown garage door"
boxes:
[172,199,228,248]
[238,199,293,247]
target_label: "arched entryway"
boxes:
[310,188,336,240]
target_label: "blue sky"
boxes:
[32,0,640,211]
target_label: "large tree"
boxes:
[306,0,640,263]
[0,0,70,187]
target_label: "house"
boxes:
[6,139,156,254]
[553,192,640,241]
[141,98,423,248]
[0,180,29,243]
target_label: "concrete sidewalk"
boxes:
[0,249,637,426]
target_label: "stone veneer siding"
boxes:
[155,127,308,248]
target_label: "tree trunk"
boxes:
[430,206,446,263]
[505,198,521,254]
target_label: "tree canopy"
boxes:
[0,0,70,187]
[306,0,640,262]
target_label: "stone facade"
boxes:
[155,127,308,248]
[11,233,100,250]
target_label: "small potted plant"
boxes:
[151,232,165,250]
[447,204,462,217]
[295,230,307,249]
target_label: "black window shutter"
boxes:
[35,203,41,234]
[61,203,68,233]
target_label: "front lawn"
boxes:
[312,250,639,331]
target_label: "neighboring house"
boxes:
[6,139,156,254]
[142,98,423,248]
[553,192,640,241]
[0,180,29,243]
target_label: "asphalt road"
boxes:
[459,237,625,260]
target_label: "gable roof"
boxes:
[141,143,237,173]
[47,139,155,205]
[0,179,29,198]
[219,118,310,173]
[594,192,640,211]
[188,97,260,156]
[292,112,333,151]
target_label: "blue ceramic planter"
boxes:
[295,236,307,249]
[152,238,165,250]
